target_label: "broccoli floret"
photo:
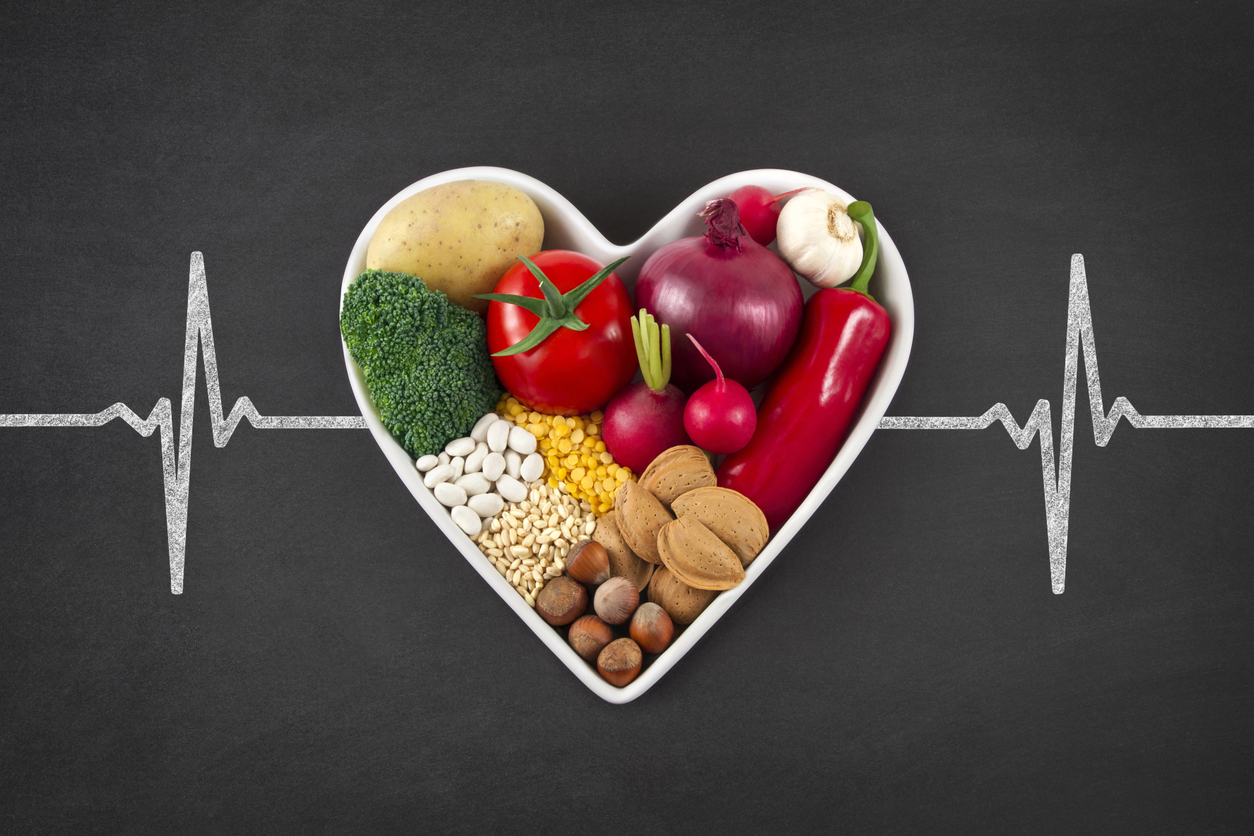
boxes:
[341,269,501,458]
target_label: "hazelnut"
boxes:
[535,576,587,626]
[566,540,611,585]
[567,615,613,662]
[593,576,639,625]
[597,638,643,687]
[629,602,674,654]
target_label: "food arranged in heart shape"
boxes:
[340,167,914,703]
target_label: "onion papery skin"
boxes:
[635,237,803,392]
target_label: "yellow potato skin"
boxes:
[366,180,545,315]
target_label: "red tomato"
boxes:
[485,250,637,415]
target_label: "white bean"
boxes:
[415,454,439,472]
[450,456,465,481]
[423,463,455,489]
[495,473,528,503]
[520,452,544,483]
[470,413,500,443]
[486,420,510,453]
[445,436,476,457]
[455,473,491,497]
[433,482,468,507]
[450,506,482,537]
[505,450,522,479]
[482,452,506,482]
[438,452,450,466]
[468,492,505,518]
[507,425,538,455]
[464,442,489,474]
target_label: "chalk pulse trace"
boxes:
[2,254,1251,593]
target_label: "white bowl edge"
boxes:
[339,166,915,704]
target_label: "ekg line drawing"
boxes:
[879,254,1254,594]
[0,253,367,594]
[3,253,1249,595]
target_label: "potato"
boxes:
[367,180,544,315]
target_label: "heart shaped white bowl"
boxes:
[341,166,914,703]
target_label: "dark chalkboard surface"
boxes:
[2,1,1252,831]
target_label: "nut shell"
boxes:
[648,566,718,626]
[613,478,672,564]
[629,602,674,654]
[566,540,611,585]
[592,511,654,591]
[597,638,643,687]
[671,487,770,566]
[593,576,640,625]
[567,615,613,662]
[639,445,717,509]
[535,575,588,626]
[657,515,747,591]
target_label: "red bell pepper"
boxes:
[716,201,891,531]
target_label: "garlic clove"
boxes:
[776,189,864,289]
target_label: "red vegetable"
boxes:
[477,250,637,415]
[717,201,890,531]
[602,311,691,473]
[683,334,755,454]
[635,198,803,392]
[727,185,807,247]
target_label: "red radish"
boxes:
[728,185,808,246]
[683,334,756,454]
[602,310,691,473]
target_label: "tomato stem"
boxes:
[476,255,628,356]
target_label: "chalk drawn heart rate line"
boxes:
[879,254,1254,593]
[3,253,1251,595]
[0,253,367,594]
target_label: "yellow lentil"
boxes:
[496,395,634,513]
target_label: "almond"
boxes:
[648,565,718,626]
[657,516,746,591]
[670,487,769,567]
[639,445,716,509]
[591,511,654,591]
[613,478,672,564]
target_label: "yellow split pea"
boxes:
[496,396,633,514]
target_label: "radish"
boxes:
[728,185,809,247]
[602,310,691,473]
[683,334,756,454]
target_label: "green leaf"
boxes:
[473,292,549,318]
[517,255,565,318]
[492,317,565,356]
[562,256,629,311]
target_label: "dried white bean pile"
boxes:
[416,411,545,536]
[473,483,598,608]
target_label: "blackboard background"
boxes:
[2,1,1252,832]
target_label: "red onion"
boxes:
[635,198,802,392]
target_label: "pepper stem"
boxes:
[846,201,880,298]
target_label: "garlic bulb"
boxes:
[776,189,864,288]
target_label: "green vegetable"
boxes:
[340,269,501,458]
